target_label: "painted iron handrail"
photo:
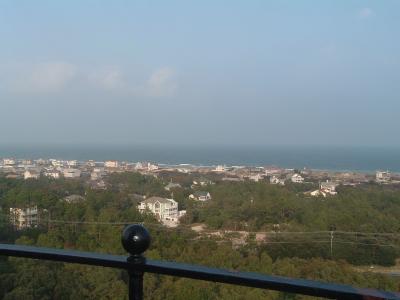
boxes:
[0,225,398,300]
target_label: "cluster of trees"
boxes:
[0,174,399,298]
[184,181,400,233]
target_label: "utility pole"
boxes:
[329,225,336,258]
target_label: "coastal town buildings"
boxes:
[90,168,106,180]
[105,160,119,168]
[214,165,226,172]
[3,158,16,165]
[50,159,64,167]
[376,171,391,183]
[135,162,158,171]
[67,160,78,167]
[43,170,60,179]
[86,160,96,167]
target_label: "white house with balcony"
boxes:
[9,206,40,229]
[138,197,181,226]
[291,174,304,183]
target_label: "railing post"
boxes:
[122,224,151,300]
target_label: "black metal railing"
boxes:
[0,224,399,300]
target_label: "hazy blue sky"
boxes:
[0,1,399,147]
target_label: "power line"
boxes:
[47,219,143,225]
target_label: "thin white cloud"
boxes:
[1,62,177,98]
[143,67,177,97]
[358,7,374,19]
[88,67,125,90]
[13,62,77,93]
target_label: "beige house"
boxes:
[10,206,40,229]
[138,197,179,222]
[320,181,338,195]
[24,169,41,180]
[189,191,212,201]
[105,160,119,168]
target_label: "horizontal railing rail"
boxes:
[0,225,399,300]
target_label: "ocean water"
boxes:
[0,145,399,173]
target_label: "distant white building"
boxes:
[34,159,48,165]
[138,197,180,224]
[24,169,41,180]
[320,181,338,194]
[86,160,96,167]
[67,160,78,167]
[135,162,158,171]
[43,170,60,179]
[3,158,16,165]
[105,160,119,168]
[63,168,81,178]
[20,159,32,165]
[10,206,39,229]
[291,174,304,183]
[309,180,339,197]
[50,159,64,167]
[192,178,213,186]
[189,191,212,201]
[249,174,263,182]
[376,171,391,183]
[270,176,285,186]
[91,168,106,180]
[214,165,226,172]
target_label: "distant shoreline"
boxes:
[0,145,399,173]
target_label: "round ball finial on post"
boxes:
[122,224,150,300]
[122,224,151,262]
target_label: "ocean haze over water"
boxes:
[0,145,399,173]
